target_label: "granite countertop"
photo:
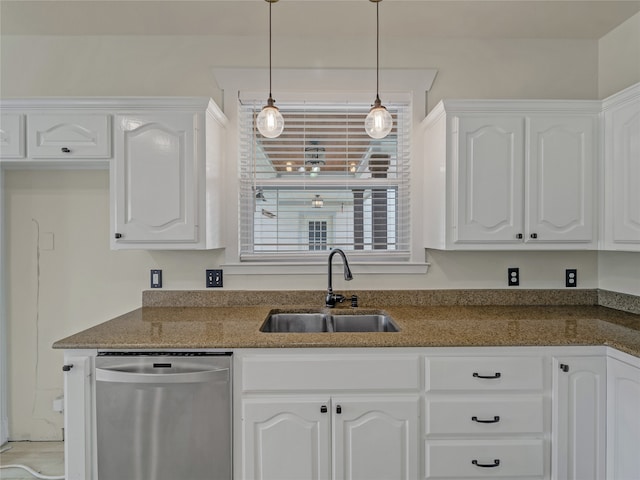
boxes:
[53,301,640,358]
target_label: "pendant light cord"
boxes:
[268,0,273,101]
[376,0,380,102]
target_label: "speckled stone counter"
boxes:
[53,289,640,357]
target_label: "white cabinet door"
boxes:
[242,397,331,480]
[113,113,199,244]
[527,116,596,244]
[62,353,94,480]
[0,113,25,158]
[604,87,640,250]
[28,113,111,158]
[333,396,419,480]
[552,356,606,480]
[607,356,640,480]
[454,115,525,244]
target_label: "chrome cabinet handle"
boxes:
[320,405,328,413]
[471,415,500,423]
[473,372,501,379]
[530,233,538,239]
[472,459,500,468]
[61,147,71,153]
[516,233,523,239]
[336,405,342,414]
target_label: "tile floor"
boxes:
[0,442,64,480]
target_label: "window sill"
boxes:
[220,261,430,276]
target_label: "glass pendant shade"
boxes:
[257,98,284,138]
[365,99,393,139]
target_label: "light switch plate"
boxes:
[150,269,162,288]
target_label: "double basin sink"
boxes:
[260,309,399,333]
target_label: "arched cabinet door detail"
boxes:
[242,398,331,480]
[28,114,111,158]
[114,114,197,243]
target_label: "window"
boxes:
[308,220,328,251]
[239,99,411,261]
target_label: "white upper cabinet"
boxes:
[28,113,111,159]
[0,113,25,159]
[423,100,599,250]
[602,83,640,251]
[111,99,227,249]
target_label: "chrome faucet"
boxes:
[325,248,353,308]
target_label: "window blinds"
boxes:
[239,99,411,261]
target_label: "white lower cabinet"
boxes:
[242,396,419,480]
[424,355,548,479]
[552,356,606,480]
[243,397,331,480]
[238,351,420,480]
[61,346,640,479]
[425,439,544,478]
[606,354,640,480]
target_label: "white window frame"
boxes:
[213,68,436,275]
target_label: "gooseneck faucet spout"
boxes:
[326,248,353,308]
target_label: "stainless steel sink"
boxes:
[260,312,330,333]
[331,314,399,332]
[260,310,399,333]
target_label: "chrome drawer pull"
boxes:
[473,372,501,379]
[471,415,500,423]
[472,459,500,468]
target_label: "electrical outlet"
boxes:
[206,269,223,288]
[508,267,520,286]
[566,269,577,288]
[150,269,162,288]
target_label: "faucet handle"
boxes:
[326,293,346,308]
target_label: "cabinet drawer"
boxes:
[426,396,544,435]
[28,114,111,158]
[0,113,25,158]
[426,357,544,391]
[425,439,544,478]
[242,354,420,392]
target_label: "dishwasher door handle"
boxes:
[96,367,229,385]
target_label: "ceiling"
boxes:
[1,0,639,39]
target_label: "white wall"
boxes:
[599,11,640,99]
[0,30,623,440]
[597,11,640,296]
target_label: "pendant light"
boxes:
[257,0,284,138]
[365,0,393,139]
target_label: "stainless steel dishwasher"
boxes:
[95,352,232,480]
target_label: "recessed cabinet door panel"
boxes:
[454,116,525,244]
[243,398,331,480]
[612,101,640,244]
[28,113,111,158]
[114,114,198,243]
[527,116,595,243]
[0,113,25,158]
[607,357,640,480]
[552,356,606,480]
[333,397,419,480]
